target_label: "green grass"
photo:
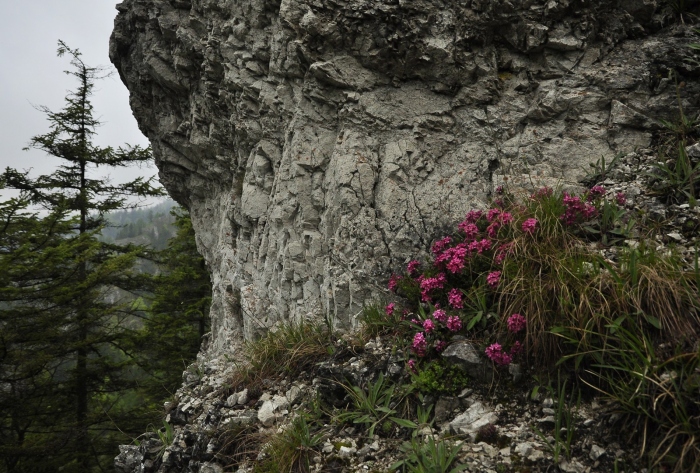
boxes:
[253,416,325,473]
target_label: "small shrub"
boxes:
[411,360,469,395]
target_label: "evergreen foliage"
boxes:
[135,207,211,402]
[0,42,163,472]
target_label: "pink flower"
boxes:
[433,309,447,323]
[464,210,483,224]
[522,218,538,234]
[388,274,399,292]
[494,243,513,265]
[531,186,553,199]
[487,208,501,222]
[486,271,501,288]
[423,319,435,333]
[561,193,598,225]
[448,288,464,309]
[446,316,462,332]
[507,313,526,333]
[458,222,479,240]
[496,185,504,195]
[485,343,513,366]
[485,343,502,360]
[486,222,501,238]
[587,185,605,201]
[431,236,452,255]
[408,359,417,372]
[420,275,443,301]
[412,332,428,357]
[385,303,395,315]
[469,238,492,254]
[407,260,421,275]
[500,212,514,225]
[436,245,468,274]
[434,340,447,352]
[616,192,626,206]
[510,341,522,355]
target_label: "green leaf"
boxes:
[466,312,482,330]
[645,314,661,330]
[390,417,418,429]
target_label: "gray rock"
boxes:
[559,458,586,473]
[225,393,238,408]
[257,395,290,427]
[434,396,460,423]
[236,389,248,406]
[199,462,224,473]
[590,444,606,460]
[449,401,498,439]
[114,445,142,473]
[110,0,698,354]
[441,341,493,383]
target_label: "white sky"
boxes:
[0,1,161,204]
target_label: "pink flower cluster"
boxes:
[507,313,526,333]
[561,192,597,225]
[388,274,399,292]
[485,343,512,366]
[419,273,447,302]
[385,303,395,315]
[587,185,606,201]
[431,236,452,255]
[448,288,464,309]
[407,260,421,276]
[486,271,501,288]
[436,244,469,273]
[446,316,462,332]
[615,192,626,206]
[412,332,428,357]
[521,218,538,234]
[458,221,479,240]
[432,309,447,323]
[468,238,492,254]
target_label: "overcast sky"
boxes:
[0,1,161,204]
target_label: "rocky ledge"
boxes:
[115,334,645,473]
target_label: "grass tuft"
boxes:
[229,319,332,390]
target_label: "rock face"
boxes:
[110,0,700,354]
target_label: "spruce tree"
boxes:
[137,207,211,401]
[0,41,162,472]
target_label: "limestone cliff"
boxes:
[110,0,700,355]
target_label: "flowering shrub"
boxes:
[389,184,635,371]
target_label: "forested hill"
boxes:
[100,199,178,249]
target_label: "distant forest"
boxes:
[100,199,179,250]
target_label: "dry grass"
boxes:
[229,319,332,391]
[494,201,700,367]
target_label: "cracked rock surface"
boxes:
[110,0,700,355]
